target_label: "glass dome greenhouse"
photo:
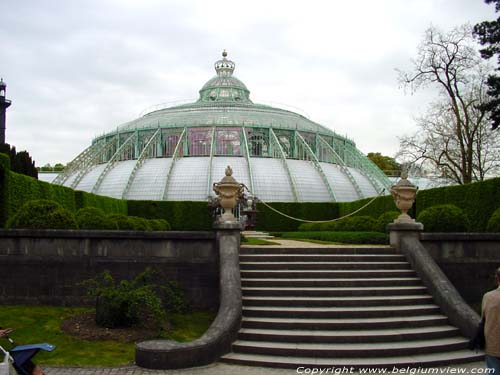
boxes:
[54,51,391,202]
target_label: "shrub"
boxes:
[416,204,469,232]
[149,219,171,231]
[375,211,401,233]
[108,214,136,230]
[7,199,77,229]
[334,216,377,232]
[76,207,118,230]
[128,216,152,231]
[83,269,167,329]
[487,207,500,232]
[280,231,388,245]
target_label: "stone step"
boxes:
[242,304,441,319]
[240,261,411,270]
[242,286,428,297]
[238,325,460,343]
[240,246,397,255]
[241,277,422,288]
[231,337,469,358]
[241,314,450,330]
[240,254,406,262]
[241,269,416,279]
[220,350,484,369]
[242,295,433,307]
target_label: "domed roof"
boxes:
[198,50,251,103]
[116,51,340,138]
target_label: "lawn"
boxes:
[0,305,214,366]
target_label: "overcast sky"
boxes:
[0,0,496,166]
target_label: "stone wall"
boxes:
[0,229,218,309]
[421,233,500,309]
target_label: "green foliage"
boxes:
[375,211,401,232]
[334,216,378,232]
[149,219,171,231]
[367,152,401,175]
[487,207,500,232]
[0,143,38,178]
[74,191,127,215]
[256,202,339,232]
[7,199,77,229]
[127,200,211,231]
[108,214,136,230]
[128,216,152,231]
[0,153,10,227]
[416,204,469,232]
[280,231,389,245]
[415,177,500,231]
[337,194,399,220]
[83,269,167,329]
[76,207,118,230]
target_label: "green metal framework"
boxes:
[295,132,337,202]
[241,127,255,193]
[269,128,299,201]
[122,128,161,199]
[162,127,187,200]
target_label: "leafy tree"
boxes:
[474,0,500,130]
[398,25,500,184]
[367,153,401,175]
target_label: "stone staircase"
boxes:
[220,245,483,369]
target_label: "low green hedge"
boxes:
[416,204,469,232]
[127,201,211,231]
[7,199,77,230]
[277,231,389,245]
[487,207,500,232]
[76,207,118,230]
[375,211,400,233]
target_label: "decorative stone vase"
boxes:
[390,171,418,223]
[213,165,244,222]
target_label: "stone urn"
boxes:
[213,165,244,222]
[390,170,418,223]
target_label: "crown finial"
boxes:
[214,51,235,77]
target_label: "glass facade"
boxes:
[54,52,391,202]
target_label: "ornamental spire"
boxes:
[214,50,235,77]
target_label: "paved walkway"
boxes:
[242,239,391,248]
[44,361,487,375]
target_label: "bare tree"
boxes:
[398,24,500,184]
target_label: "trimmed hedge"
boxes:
[7,199,77,230]
[76,207,118,230]
[415,177,500,232]
[278,231,389,245]
[375,211,400,233]
[337,194,399,220]
[0,154,10,227]
[416,204,469,233]
[255,202,339,232]
[487,207,500,232]
[127,200,211,231]
[74,191,127,216]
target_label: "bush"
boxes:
[84,269,167,329]
[76,207,118,230]
[7,199,77,229]
[128,216,152,231]
[375,211,401,233]
[108,214,136,230]
[416,204,469,232]
[333,216,377,232]
[487,207,500,232]
[149,219,171,231]
[280,231,388,245]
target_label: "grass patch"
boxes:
[241,237,279,245]
[277,231,389,245]
[0,305,214,366]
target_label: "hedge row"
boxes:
[415,177,500,232]
[126,200,211,231]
